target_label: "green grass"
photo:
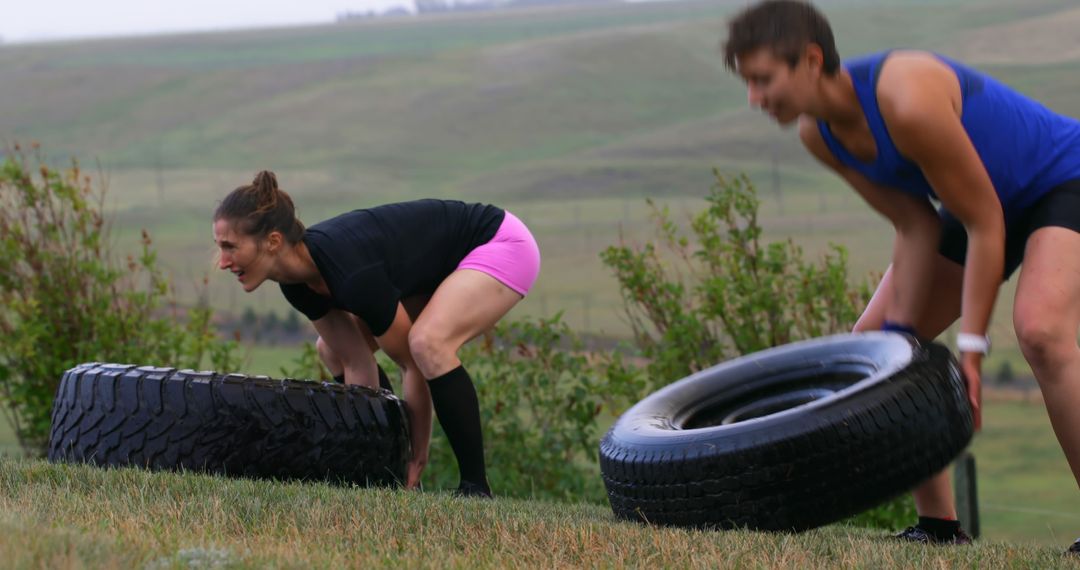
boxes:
[0,415,19,458]
[238,343,313,378]
[971,396,1080,546]
[2,456,1078,569]
[2,392,1077,550]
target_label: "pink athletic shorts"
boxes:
[457,210,540,296]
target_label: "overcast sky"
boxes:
[2,0,422,44]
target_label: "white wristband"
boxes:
[956,333,991,354]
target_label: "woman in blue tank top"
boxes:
[725,0,1080,551]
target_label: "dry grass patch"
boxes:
[0,458,1076,568]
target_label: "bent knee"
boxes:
[1014,314,1077,369]
[315,336,335,360]
[408,327,455,374]
[408,327,440,360]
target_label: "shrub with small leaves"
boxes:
[278,341,331,382]
[601,170,875,390]
[0,144,238,455]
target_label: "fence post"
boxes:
[954,452,980,539]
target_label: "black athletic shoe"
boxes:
[453,480,493,499]
[894,526,973,545]
[1066,538,1080,555]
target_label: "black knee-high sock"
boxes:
[428,365,488,490]
[376,365,393,393]
[333,364,394,393]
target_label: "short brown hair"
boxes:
[214,170,305,244]
[723,0,840,75]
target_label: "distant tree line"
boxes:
[230,307,309,344]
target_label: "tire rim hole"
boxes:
[719,388,836,425]
[682,369,868,429]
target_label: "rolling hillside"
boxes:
[2,0,1079,351]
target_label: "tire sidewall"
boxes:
[605,332,928,450]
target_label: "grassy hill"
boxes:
[4,0,1080,350]
[2,454,1078,568]
[2,392,1079,548]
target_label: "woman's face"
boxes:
[213,218,276,292]
[735,47,820,126]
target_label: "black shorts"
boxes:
[939,179,1080,279]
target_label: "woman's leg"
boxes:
[317,297,430,370]
[409,270,520,377]
[408,269,524,495]
[316,315,377,376]
[854,257,965,523]
[314,315,393,391]
[1013,227,1080,486]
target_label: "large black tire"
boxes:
[599,332,974,531]
[47,363,411,486]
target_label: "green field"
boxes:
[971,396,1080,546]
[4,0,1078,369]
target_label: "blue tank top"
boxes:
[817,51,1080,217]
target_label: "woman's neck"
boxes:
[275,241,323,289]
[812,69,865,128]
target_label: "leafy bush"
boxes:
[601,170,874,389]
[842,492,918,531]
[0,144,238,455]
[278,341,332,381]
[600,170,914,529]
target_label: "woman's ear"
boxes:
[804,43,825,75]
[266,231,284,254]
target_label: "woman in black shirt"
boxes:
[213,171,541,497]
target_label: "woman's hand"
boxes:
[400,364,433,490]
[960,351,982,431]
[375,304,434,490]
[406,452,428,489]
